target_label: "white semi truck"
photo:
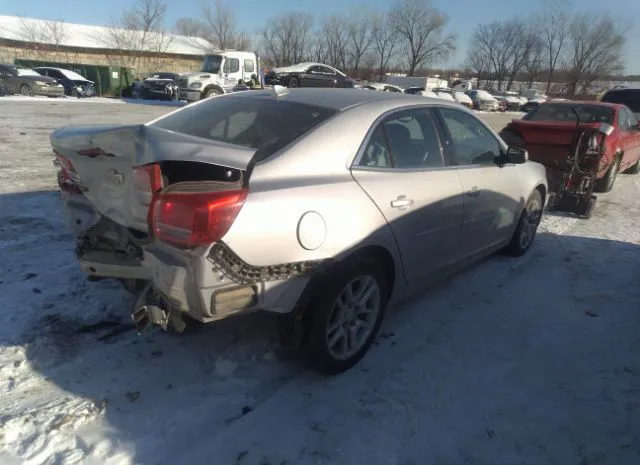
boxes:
[178,50,262,102]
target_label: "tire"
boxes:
[583,195,597,219]
[20,84,33,96]
[595,156,620,193]
[305,257,389,374]
[203,87,222,99]
[503,189,543,257]
[623,158,640,174]
[288,77,300,88]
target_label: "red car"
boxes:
[499,101,640,192]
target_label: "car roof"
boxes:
[228,88,457,112]
[540,100,622,110]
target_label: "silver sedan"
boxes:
[52,88,547,374]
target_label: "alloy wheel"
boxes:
[325,275,381,360]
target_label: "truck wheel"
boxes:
[203,87,222,99]
[595,156,620,193]
[623,158,640,174]
[305,257,389,374]
[20,84,33,96]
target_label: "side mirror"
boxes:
[506,146,528,164]
[598,123,614,136]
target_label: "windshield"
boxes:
[601,90,640,113]
[15,67,41,77]
[523,103,615,123]
[201,55,222,73]
[58,69,88,81]
[150,95,338,158]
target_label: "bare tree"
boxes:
[45,20,68,53]
[18,17,46,44]
[465,44,490,87]
[390,0,456,75]
[104,0,168,74]
[538,0,571,94]
[320,14,349,71]
[260,12,315,67]
[371,12,398,79]
[523,34,544,89]
[347,11,374,73]
[175,17,209,38]
[564,13,624,96]
[201,0,249,49]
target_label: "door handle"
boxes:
[390,196,414,209]
[466,186,481,197]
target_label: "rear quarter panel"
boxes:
[221,103,404,274]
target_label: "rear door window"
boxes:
[150,96,337,157]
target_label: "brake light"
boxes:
[151,189,248,248]
[53,150,81,194]
[132,164,164,207]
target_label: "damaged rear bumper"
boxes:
[141,242,324,324]
[61,190,150,280]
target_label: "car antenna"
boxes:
[272,85,289,97]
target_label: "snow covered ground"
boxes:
[0,99,638,465]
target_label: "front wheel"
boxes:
[503,190,543,257]
[20,84,33,96]
[595,157,619,193]
[623,158,640,174]
[305,258,389,374]
[203,87,222,98]
[288,77,300,88]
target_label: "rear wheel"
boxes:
[305,258,389,374]
[595,157,620,193]
[20,84,33,96]
[503,190,543,257]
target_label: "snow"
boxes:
[0,95,186,107]
[56,69,90,82]
[435,91,455,101]
[0,15,213,56]
[453,91,473,105]
[1,100,639,465]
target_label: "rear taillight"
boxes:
[151,189,248,248]
[53,150,81,194]
[132,164,164,207]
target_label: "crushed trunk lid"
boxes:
[50,124,256,232]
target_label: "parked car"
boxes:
[600,87,640,120]
[466,90,499,111]
[140,72,180,100]
[494,96,509,112]
[264,62,354,88]
[521,99,544,113]
[452,91,473,109]
[0,81,7,96]
[34,67,96,97]
[0,64,65,97]
[52,88,547,374]
[499,101,640,193]
[404,86,426,95]
[364,82,405,93]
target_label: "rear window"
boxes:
[523,103,614,123]
[601,89,640,113]
[150,95,337,157]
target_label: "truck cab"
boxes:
[178,50,260,102]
